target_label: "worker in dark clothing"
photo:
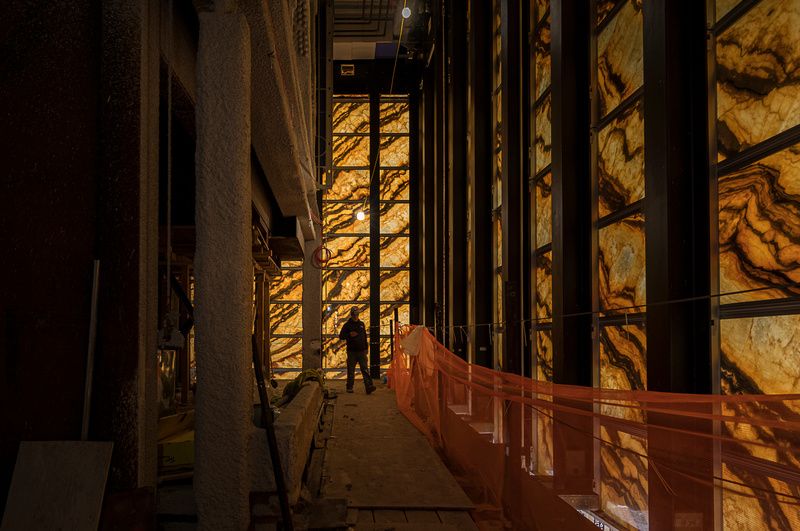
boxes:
[338,308,376,394]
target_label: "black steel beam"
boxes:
[468,0,494,368]
[409,90,422,326]
[433,0,448,344]
[369,90,381,378]
[422,67,436,328]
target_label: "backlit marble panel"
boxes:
[597,0,643,118]
[534,0,548,23]
[323,338,349,370]
[600,323,646,423]
[380,135,410,167]
[535,173,552,247]
[322,302,370,336]
[380,102,410,134]
[600,425,649,531]
[716,0,800,160]
[380,303,410,334]
[270,303,302,335]
[598,99,645,218]
[327,169,369,201]
[533,13,551,99]
[380,236,410,268]
[536,251,552,320]
[324,202,370,234]
[597,0,618,26]
[718,143,800,303]
[722,461,800,531]
[380,338,393,368]
[379,202,410,234]
[325,237,370,267]
[380,169,410,201]
[494,216,503,268]
[323,269,369,302]
[534,95,552,173]
[536,329,553,382]
[271,337,302,370]
[380,269,410,302]
[333,135,370,167]
[599,213,646,313]
[271,268,302,301]
[716,0,741,21]
[333,101,369,134]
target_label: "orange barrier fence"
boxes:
[389,326,800,531]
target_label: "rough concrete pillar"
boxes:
[303,236,323,370]
[194,9,253,530]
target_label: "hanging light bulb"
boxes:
[401,6,411,18]
[356,211,366,221]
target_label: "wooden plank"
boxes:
[373,509,407,523]
[437,511,479,531]
[405,510,442,524]
[1,441,113,531]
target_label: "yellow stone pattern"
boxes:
[535,173,552,247]
[380,169,410,201]
[325,237,370,267]
[270,303,302,335]
[715,0,741,21]
[380,237,410,268]
[380,102,410,133]
[597,0,643,118]
[533,12,551,100]
[333,135,370,167]
[327,169,370,201]
[381,303,410,334]
[379,202,410,234]
[600,425,649,531]
[380,135,410,167]
[534,94,552,173]
[270,337,302,369]
[718,143,800,303]
[324,201,370,234]
[323,269,370,302]
[598,99,645,218]
[333,101,369,134]
[599,213,646,314]
[380,269,410,302]
[716,0,800,160]
[597,0,618,26]
[535,251,552,320]
[600,324,646,423]
[271,268,302,301]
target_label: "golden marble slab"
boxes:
[533,13,551,100]
[322,303,370,336]
[379,102,410,134]
[716,0,800,160]
[324,201,370,234]
[534,94,552,173]
[600,425,649,531]
[597,0,618,26]
[597,0,643,118]
[535,173,552,248]
[380,236,410,268]
[598,99,645,219]
[494,216,503,267]
[718,143,800,303]
[271,268,302,301]
[380,135,410,167]
[323,338,349,369]
[322,269,370,302]
[536,329,553,382]
[380,303,410,334]
[536,251,553,320]
[380,169,410,201]
[379,202,410,234]
[327,169,370,201]
[325,236,370,267]
[333,101,369,134]
[534,0,548,23]
[600,324,646,423]
[333,135,370,167]
[722,461,800,530]
[270,303,302,335]
[271,337,302,369]
[380,269,410,302]
[598,213,646,313]
[715,0,742,21]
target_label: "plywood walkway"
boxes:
[320,382,478,531]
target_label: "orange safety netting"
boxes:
[389,326,800,531]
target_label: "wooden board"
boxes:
[1,441,113,531]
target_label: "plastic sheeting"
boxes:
[389,326,800,531]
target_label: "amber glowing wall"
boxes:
[492,0,504,366]
[714,0,800,528]
[269,261,304,373]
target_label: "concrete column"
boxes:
[303,236,323,371]
[194,9,253,530]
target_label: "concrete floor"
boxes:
[320,381,479,530]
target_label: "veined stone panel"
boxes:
[535,173,552,247]
[379,202,410,234]
[535,251,553,320]
[380,269,410,302]
[379,135,410,167]
[380,236,410,268]
[380,169,410,201]
[333,135,370,167]
[597,0,618,26]
[322,337,349,370]
[325,236,370,267]
[536,329,553,382]
[718,143,800,303]
[534,94,552,173]
[271,268,303,301]
[271,337,303,369]
[333,101,369,134]
[598,99,645,218]
[722,461,800,531]
[379,102,410,134]
[323,268,370,302]
[600,324,646,423]
[597,0,643,118]
[534,0,548,23]
[716,0,742,21]
[327,169,370,201]
[380,303,410,334]
[599,213,646,313]
[270,303,302,335]
[324,202,370,234]
[533,12,551,100]
[600,425,649,531]
[322,302,371,336]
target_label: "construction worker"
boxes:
[338,308,376,394]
